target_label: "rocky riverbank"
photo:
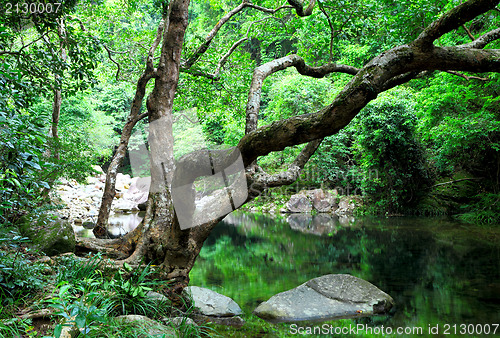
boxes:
[50,167,148,235]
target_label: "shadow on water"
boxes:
[190,212,500,329]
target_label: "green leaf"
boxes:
[54,324,62,338]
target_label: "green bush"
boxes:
[105,263,171,319]
[0,110,49,224]
[0,230,45,307]
[457,193,500,225]
[353,92,428,212]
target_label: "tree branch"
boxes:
[245,54,359,134]
[446,70,488,81]
[238,41,500,166]
[103,45,121,81]
[462,27,500,48]
[148,18,166,71]
[182,1,291,70]
[414,0,499,50]
[287,0,316,17]
[182,17,278,80]
[462,24,475,40]
[252,139,322,190]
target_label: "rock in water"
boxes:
[253,274,394,323]
[17,212,76,256]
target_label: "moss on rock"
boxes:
[17,212,76,256]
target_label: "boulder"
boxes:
[253,274,394,323]
[123,176,150,206]
[147,291,170,303]
[115,173,132,191]
[335,196,363,216]
[183,286,243,317]
[286,193,312,213]
[112,199,139,213]
[305,189,337,212]
[167,317,197,327]
[285,189,338,213]
[190,313,245,327]
[17,213,75,256]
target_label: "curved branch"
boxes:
[287,0,316,17]
[252,139,322,190]
[446,70,488,81]
[182,1,291,69]
[245,54,359,134]
[462,27,500,49]
[414,0,499,50]
[238,43,500,166]
[103,45,121,81]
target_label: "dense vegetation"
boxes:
[1,0,499,224]
[1,0,500,336]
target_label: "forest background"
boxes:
[1,0,499,225]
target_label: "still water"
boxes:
[189,212,500,332]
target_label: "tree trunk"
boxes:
[95,18,165,232]
[76,0,500,293]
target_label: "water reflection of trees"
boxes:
[190,213,500,326]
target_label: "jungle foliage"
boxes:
[0,0,499,225]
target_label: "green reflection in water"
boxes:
[190,212,500,332]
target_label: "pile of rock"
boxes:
[51,166,150,227]
[283,188,363,216]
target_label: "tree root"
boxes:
[75,237,129,259]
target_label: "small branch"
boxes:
[287,0,316,17]
[148,18,166,70]
[318,1,334,62]
[431,177,483,188]
[252,139,322,188]
[103,45,121,81]
[182,17,279,80]
[182,1,292,70]
[413,0,498,50]
[461,27,500,49]
[245,3,293,14]
[462,24,475,40]
[446,70,488,81]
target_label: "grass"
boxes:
[0,228,215,338]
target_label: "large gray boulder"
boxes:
[305,189,337,213]
[286,193,313,213]
[183,286,243,317]
[17,213,75,256]
[123,176,150,206]
[253,274,394,323]
[285,189,338,213]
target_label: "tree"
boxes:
[75,0,500,292]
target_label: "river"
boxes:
[189,212,500,333]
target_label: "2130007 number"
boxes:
[443,323,498,335]
[5,2,62,15]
